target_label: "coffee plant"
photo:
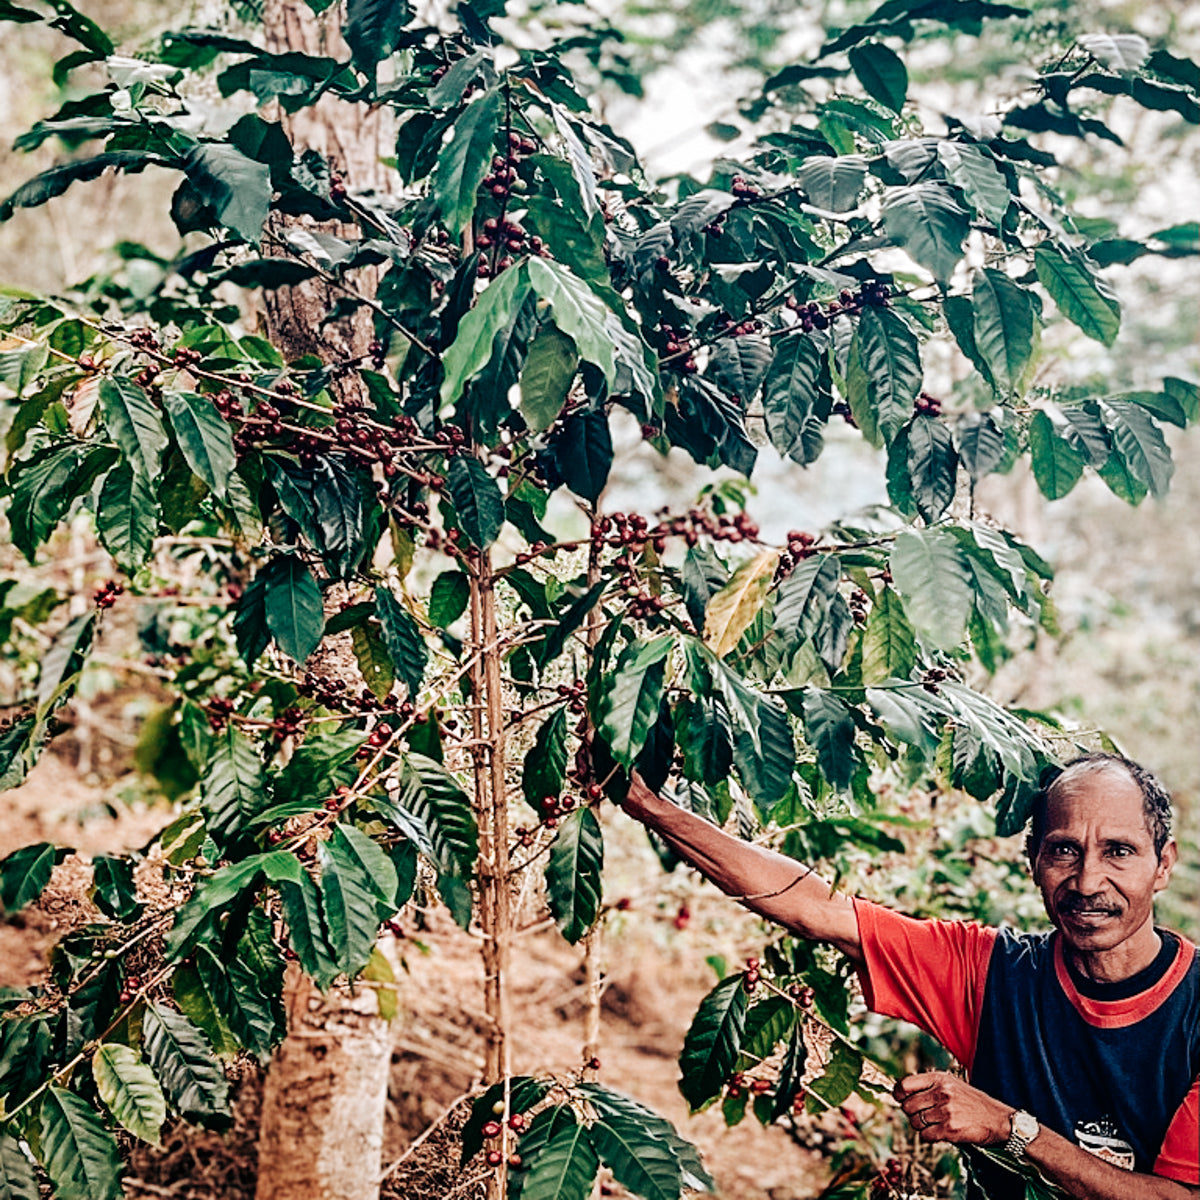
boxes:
[0,0,1198,1196]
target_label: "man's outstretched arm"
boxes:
[621,771,862,963]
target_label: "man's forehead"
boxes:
[1045,766,1151,834]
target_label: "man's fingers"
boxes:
[892,1072,943,1101]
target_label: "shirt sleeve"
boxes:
[853,899,998,1070]
[1154,1076,1199,1184]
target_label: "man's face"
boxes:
[1032,767,1176,960]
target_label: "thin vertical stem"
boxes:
[581,511,603,1077]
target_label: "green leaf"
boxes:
[276,872,340,991]
[96,462,156,572]
[98,377,168,476]
[0,716,36,793]
[344,0,413,72]
[762,332,827,460]
[972,268,1035,394]
[173,960,238,1059]
[679,974,747,1111]
[90,855,140,922]
[1098,398,1173,498]
[461,1076,551,1167]
[428,571,470,628]
[526,258,620,393]
[0,151,165,223]
[440,263,531,412]
[521,325,579,433]
[890,528,973,650]
[553,408,612,505]
[862,586,916,684]
[38,1086,123,1200]
[535,580,607,668]
[311,456,364,579]
[0,842,70,915]
[882,184,969,283]
[703,549,779,658]
[739,995,797,1064]
[351,620,395,702]
[1033,243,1120,346]
[165,853,277,959]
[142,1003,231,1124]
[855,306,922,443]
[0,1127,38,1200]
[681,545,728,633]
[1076,32,1149,72]
[937,142,1012,226]
[93,1044,167,1145]
[850,42,908,112]
[710,335,772,403]
[433,88,504,237]
[375,586,427,697]
[523,708,568,807]
[774,553,842,642]
[262,554,324,662]
[162,391,237,499]
[7,442,115,563]
[806,1040,862,1108]
[319,825,396,977]
[0,339,48,396]
[545,808,604,944]
[589,1109,682,1200]
[232,574,271,667]
[801,688,859,791]
[599,636,674,766]
[958,411,1007,482]
[904,415,958,522]
[201,726,266,846]
[1027,411,1084,500]
[390,754,478,877]
[38,611,96,714]
[446,455,505,549]
[182,143,271,244]
[796,155,868,212]
[519,1115,600,1200]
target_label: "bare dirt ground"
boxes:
[1,734,835,1200]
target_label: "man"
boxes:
[621,753,1198,1199]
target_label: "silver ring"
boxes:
[918,1111,930,1130]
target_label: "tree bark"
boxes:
[256,966,393,1200]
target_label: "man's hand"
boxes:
[894,1072,1013,1146]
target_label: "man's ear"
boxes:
[1154,838,1178,892]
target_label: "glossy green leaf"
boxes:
[261,554,324,662]
[1098,398,1173,498]
[461,1076,551,1167]
[7,442,115,563]
[796,155,867,212]
[521,325,579,433]
[390,754,478,877]
[553,408,613,505]
[527,258,620,391]
[90,855,140,922]
[182,143,271,243]
[351,620,395,702]
[344,0,413,71]
[1033,244,1120,346]
[0,841,70,915]
[681,545,728,633]
[546,807,604,944]
[850,42,908,112]
[710,335,772,403]
[38,1086,123,1200]
[37,610,96,714]
[679,974,748,1111]
[774,553,841,642]
[142,1004,231,1124]
[862,586,916,684]
[202,726,266,844]
[96,462,156,572]
[589,1108,682,1200]
[535,580,607,668]
[98,376,168,477]
[889,528,973,650]
[1077,32,1149,72]
[0,151,165,223]
[762,332,826,460]
[276,871,340,991]
[311,456,364,579]
[801,688,859,791]
[937,142,1012,226]
[319,825,396,978]
[806,1040,862,1108]
[375,586,427,697]
[739,995,797,1064]
[0,1127,38,1200]
[428,570,470,628]
[972,268,1035,394]
[93,1043,167,1145]
[882,183,969,283]
[173,960,238,1058]
[519,1115,600,1200]
[855,306,922,443]
[446,454,505,549]
[770,1024,809,1120]
[905,414,958,521]
[433,88,503,237]
[0,339,48,396]
[599,636,674,766]
[710,656,795,807]
[162,391,237,499]
[1027,411,1084,500]
[165,853,278,959]
[957,411,1007,482]
[522,707,568,807]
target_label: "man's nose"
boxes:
[1072,850,1108,893]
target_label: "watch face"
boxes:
[1013,1112,1039,1141]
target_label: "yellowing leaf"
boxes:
[703,549,780,658]
[68,375,102,436]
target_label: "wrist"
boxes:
[1004,1109,1041,1158]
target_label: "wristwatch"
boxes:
[1005,1110,1040,1159]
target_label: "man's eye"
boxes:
[1049,844,1077,857]
[1107,846,1133,858]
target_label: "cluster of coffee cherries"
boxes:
[480,131,537,205]
[269,706,305,744]
[785,281,890,331]
[870,1157,907,1199]
[481,1106,528,1169]
[476,217,547,279]
[914,391,943,416]
[730,175,764,200]
[742,955,763,993]
[658,323,698,373]
[590,511,668,556]
[713,314,763,338]
[921,666,949,694]
[776,529,817,580]
[204,695,237,732]
[92,579,124,610]
[118,968,144,1006]
[726,1070,774,1102]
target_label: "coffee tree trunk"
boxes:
[254,4,398,1198]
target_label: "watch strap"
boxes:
[1004,1110,1039,1158]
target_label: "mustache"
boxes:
[1058,894,1121,915]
